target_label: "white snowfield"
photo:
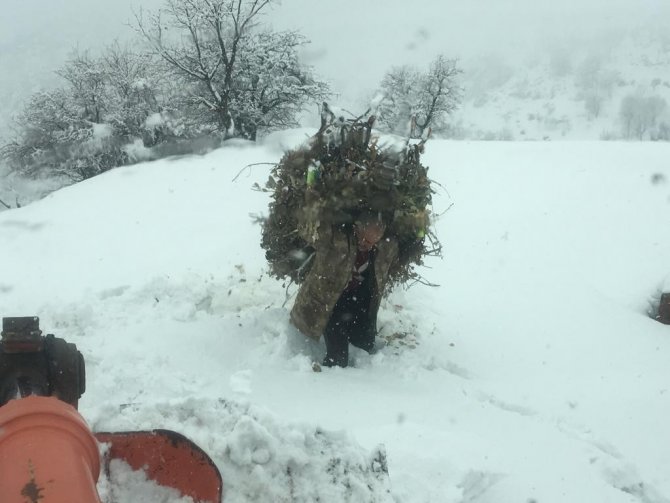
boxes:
[0,131,669,502]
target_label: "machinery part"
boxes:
[0,317,85,408]
[96,430,223,503]
[0,395,101,503]
[0,316,222,502]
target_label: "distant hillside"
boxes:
[450,28,670,141]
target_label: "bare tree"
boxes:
[135,0,276,138]
[377,55,462,138]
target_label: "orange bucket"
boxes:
[0,396,101,503]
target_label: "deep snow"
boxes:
[0,131,669,502]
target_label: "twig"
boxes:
[436,202,454,217]
[347,107,371,124]
[280,251,315,308]
[282,279,297,308]
[422,247,442,256]
[344,158,366,171]
[0,197,11,210]
[248,212,265,225]
[407,276,441,289]
[429,177,452,199]
[296,251,315,278]
[425,231,443,256]
[232,162,276,182]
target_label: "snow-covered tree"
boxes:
[134,0,328,140]
[376,55,462,138]
[2,89,88,177]
[57,50,112,125]
[3,0,330,181]
[230,30,329,140]
[101,42,164,139]
[3,46,166,180]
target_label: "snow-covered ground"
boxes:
[1,130,669,502]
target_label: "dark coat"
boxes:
[290,223,399,340]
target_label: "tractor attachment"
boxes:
[0,316,222,503]
[96,429,222,502]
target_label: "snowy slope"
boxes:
[1,132,670,502]
[452,30,670,141]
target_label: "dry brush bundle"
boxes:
[261,105,442,289]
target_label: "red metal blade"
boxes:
[95,430,222,503]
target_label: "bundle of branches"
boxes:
[261,104,441,289]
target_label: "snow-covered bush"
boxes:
[575,55,619,120]
[2,46,168,180]
[2,88,93,179]
[620,93,668,140]
[652,120,670,141]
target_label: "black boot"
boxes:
[323,323,349,367]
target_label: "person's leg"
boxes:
[347,312,375,353]
[346,277,376,353]
[323,324,348,367]
[322,295,356,367]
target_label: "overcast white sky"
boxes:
[1,0,668,132]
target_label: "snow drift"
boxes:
[0,131,669,502]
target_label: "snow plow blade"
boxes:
[95,429,222,503]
